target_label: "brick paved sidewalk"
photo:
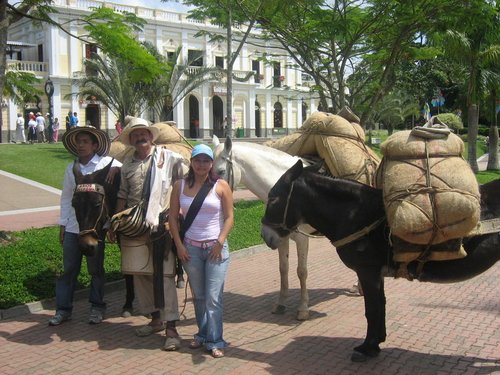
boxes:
[0,238,498,375]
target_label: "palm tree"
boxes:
[371,91,420,135]
[141,43,218,122]
[432,2,500,173]
[76,45,217,126]
[76,53,145,124]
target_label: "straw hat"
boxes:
[121,116,160,146]
[62,125,111,157]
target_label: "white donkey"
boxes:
[213,135,317,320]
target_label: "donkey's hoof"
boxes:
[351,345,380,362]
[272,304,286,315]
[296,310,309,321]
[350,350,369,362]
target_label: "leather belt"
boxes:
[184,238,218,249]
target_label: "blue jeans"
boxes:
[55,232,106,315]
[183,240,229,350]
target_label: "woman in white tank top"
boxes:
[169,144,234,358]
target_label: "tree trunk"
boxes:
[467,103,479,173]
[0,1,8,143]
[225,8,234,139]
[487,91,499,170]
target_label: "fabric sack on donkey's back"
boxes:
[265,110,380,186]
[376,117,480,261]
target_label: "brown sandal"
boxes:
[211,348,224,358]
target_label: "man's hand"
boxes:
[105,166,120,184]
[107,229,117,243]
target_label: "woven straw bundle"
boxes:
[377,126,480,249]
[265,110,380,186]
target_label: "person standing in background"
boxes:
[13,113,26,143]
[70,112,79,128]
[52,117,60,142]
[27,113,36,144]
[35,112,46,143]
[65,111,72,131]
[115,119,122,135]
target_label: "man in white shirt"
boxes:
[35,112,46,143]
[48,126,122,326]
[111,116,184,351]
[14,113,26,143]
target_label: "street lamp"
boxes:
[44,77,54,142]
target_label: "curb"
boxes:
[0,243,270,321]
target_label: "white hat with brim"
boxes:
[121,116,160,146]
[62,125,111,157]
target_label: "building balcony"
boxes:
[7,60,48,78]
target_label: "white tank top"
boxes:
[180,179,223,241]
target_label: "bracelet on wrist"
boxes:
[217,239,224,246]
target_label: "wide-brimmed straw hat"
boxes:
[121,116,160,146]
[62,125,110,157]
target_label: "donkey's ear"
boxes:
[94,160,113,182]
[212,135,220,147]
[282,160,303,184]
[304,160,324,174]
[73,161,84,184]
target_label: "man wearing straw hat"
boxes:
[48,126,122,326]
[111,116,184,351]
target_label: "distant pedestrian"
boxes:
[27,113,36,144]
[52,117,60,142]
[115,120,122,135]
[65,111,72,131]
[70,112,79,128]
[14,113,26,143]
[35,112,46,143]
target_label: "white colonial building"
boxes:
[4,0,317,142]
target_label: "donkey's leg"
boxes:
[272,239,290,315]
[292,232,309,320]
[351,266,385,362]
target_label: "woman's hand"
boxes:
[209,241,223,261]
[176,245,190,263]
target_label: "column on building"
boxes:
[265,92,273,137]
[201,84,210,139]
[246,90,256,137]
[69,22,80,117]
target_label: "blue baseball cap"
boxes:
[191,144,214,160]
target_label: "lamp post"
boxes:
[44,77,54,143]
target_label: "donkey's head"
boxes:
[72,161,116,256]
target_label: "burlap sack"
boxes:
[378,129,480,246]
[265,110,380,186]
[120,233,176,276]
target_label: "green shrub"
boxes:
[437,113,463,131]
